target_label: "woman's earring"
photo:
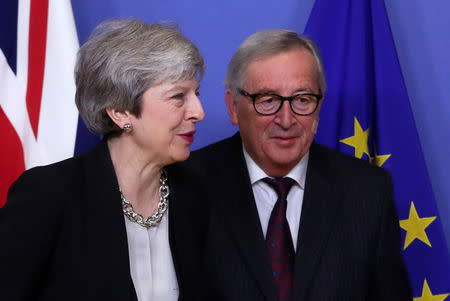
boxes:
[122,123,132,133]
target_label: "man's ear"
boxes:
[106,108,132,129]
[312,117,319,135]
[225,89,239,125]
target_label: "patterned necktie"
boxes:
[262,177,296,301]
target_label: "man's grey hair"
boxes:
[75,18,205,136]
[224,29,326,96]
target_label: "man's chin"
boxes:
[267,151,303,168]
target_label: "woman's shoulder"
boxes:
[5,156,83,210]
[8,141,107,202]
[0,148,105,299]
[16,155,83,188]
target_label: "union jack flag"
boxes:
[0,0,80,206]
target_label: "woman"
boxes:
[0,18,207,300]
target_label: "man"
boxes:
[187,30,412,300]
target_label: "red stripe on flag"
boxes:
[26,0,49,139]
[0,107,25,207]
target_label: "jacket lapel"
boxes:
[166,162,209,300]
[83,142,137,300]
[291,143,343,300]
[217,134,278,301]
[167,179,182,297]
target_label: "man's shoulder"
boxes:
[310,143,395,221]
[189,134,240,163]
[194,134,239,154]
[310,142,391,181]
[176,133,243,180]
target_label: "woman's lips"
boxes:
[178,131,195,143]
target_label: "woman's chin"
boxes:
[170,149,191,164]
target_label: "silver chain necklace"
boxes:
[121,169,169,228]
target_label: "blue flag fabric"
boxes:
[74,116,101,156]
[0,1,18,74]
[304,0,450,297]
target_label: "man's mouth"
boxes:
[271,135,298,146]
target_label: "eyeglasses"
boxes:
[239,89,322,116]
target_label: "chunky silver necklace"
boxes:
[121,169,169,228]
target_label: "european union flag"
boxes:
[304,0,450,298]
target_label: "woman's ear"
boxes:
[106,108,132,129]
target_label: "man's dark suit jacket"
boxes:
[185,133,412,301]
[0,141,207,301]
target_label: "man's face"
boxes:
[225,47,322,177]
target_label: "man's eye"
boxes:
[258,96,275,103]
[295,95,313,103]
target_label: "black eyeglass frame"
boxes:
[238,88,323,116]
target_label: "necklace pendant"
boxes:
[121,169,169,228]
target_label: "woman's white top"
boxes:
[124,210,179,301]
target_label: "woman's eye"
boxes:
[171,93,184,99]
[195,90,200,97]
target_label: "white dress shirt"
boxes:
[124,210,179,301]
[243,146,309,251]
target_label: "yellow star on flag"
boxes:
[414,279,449,301]
[340,117,370,159]
[400,201,436,250]
[369,146,391,167]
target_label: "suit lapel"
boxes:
[167,177,182,295]
[167,162,205,300]
[83,142,137,300]
[217,134,278,301]
[291,143,343,301]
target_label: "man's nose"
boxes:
[274,101,296,129]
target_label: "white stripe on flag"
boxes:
[35,0,79,167]
[1,0,79,170]
[1,0,32,160]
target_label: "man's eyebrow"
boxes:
[254,87,316,95]
[251,86,287,94]
[292,88,316,94]
[255,89,278,94]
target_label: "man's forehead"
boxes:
[248,46,313,66]
[243,49,319,93]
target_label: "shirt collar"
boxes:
[242,144,309,189]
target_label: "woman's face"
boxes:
[129,78,205,165]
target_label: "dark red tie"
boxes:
[262,177,296,301]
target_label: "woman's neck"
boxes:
[108,137,163,217]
